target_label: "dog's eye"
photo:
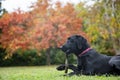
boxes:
[68,37,71,40]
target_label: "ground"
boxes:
[0,66,120,80]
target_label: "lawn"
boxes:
[0,66,120,80]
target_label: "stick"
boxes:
[65,54,68,75]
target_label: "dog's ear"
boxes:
[81,37,87,44]
[76,36,82,49]
[76,35,87,49]
[76,40,82,49]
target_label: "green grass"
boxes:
[0,66,120,80]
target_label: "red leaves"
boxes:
[0,0,86,56]
[0,11,32,54]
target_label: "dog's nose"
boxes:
[57,46,63,50]
[59,45,66,50]
[59,45,68,52]
[59,46,63,49]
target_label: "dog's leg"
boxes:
[56,64,77,72]
[67,64,81,76]
[81,63,95,75]
[69,64,78,72]
[56,64,66,71]
[57,64,81,76]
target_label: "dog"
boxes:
[57,35,120,76]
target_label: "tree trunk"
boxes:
[46,47,51,65]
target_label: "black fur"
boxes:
[57,35,120,76]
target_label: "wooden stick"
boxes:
[65,54,68,75]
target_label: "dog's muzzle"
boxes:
[59,46,71,55]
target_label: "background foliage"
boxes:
[0,0,120,66]
[77,0,120,55]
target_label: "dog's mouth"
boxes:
[65,49,71,54]
[59,46,71,55]
[63,49,71,55]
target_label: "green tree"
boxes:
[77,0,120,55]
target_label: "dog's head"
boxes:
[60,35,90,55]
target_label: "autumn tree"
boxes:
[0,10,33,57]
[29,0,84,49]
[28,0,85,65]
[0,0,85,64]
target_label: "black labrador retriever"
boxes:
[57,35,120,76]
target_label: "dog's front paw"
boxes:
[56,64,65,71]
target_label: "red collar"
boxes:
[79,48,92,57]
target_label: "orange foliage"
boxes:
[0,0,86,55]
[0,10,32,55]
[28,0,85,50]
